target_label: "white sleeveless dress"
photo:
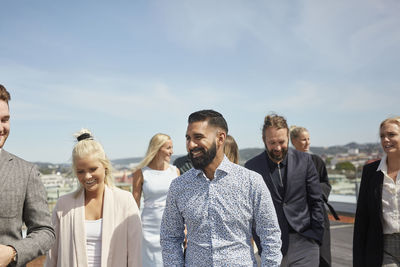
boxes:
[141,164,178,267]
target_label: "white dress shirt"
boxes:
[377,155,400,234]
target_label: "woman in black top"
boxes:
[290,125,333,267]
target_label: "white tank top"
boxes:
[85,218,102,267]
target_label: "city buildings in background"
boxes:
[39,142,383,214]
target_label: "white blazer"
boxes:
[45,185,142,267]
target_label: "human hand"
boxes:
[0,244,15,267]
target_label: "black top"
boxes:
[173,155,193,174]
[265,153,288,198]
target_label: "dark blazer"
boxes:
[311,154,332,267]
[0,150,55,267]
[353,160,384,267]
[245,148,324,255]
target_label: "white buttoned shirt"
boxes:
[377,155,400,234]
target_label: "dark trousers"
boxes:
[281,233,319,267]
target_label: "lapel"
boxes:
[285,149,295,202]
[260,151,283,201]
[73,189,89,267]
[101,186,114,267]
[373,167,384,223]
[0,150,13,194]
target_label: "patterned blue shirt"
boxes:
[160,156,282,266]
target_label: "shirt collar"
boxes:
[265,150,288,169]
[193,155,231,180]
[377,154,387,173]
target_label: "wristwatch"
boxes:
[9,246,17,262]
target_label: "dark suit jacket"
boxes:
[353,160,384,267]
[245,148,324,255]
[0,150,55,267]
[311,154,332,267]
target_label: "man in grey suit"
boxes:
[0,84,55,266]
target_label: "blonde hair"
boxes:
[380,116,400,130]
[224,135,239,164]
[72,129,114,187]
[133,133,171,171]
[289,125,308,143]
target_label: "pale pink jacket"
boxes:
[45,185,142,267]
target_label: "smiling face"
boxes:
[263,127,289,163]
[186,120,220,170]
[0,100,10,149]
[291,130,310,152]
[380,122,400,156]
[75,155,106,195]
[156,139,174,163]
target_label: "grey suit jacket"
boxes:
[0,150,55,267]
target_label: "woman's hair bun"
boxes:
[74,129,93,142]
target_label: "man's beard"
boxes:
[189,142,217,170]
[265,145,288,162]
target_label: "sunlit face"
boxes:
[292,130,310,152]
[264,127,289,163]
[186,120,219,170]
[380,122,400,156]
[0,100,10,149]
[75,156,106,194]
[157,139,174,163]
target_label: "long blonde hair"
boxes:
[72,129,114,187]
[133,133,171,171]
[224,135,239,164]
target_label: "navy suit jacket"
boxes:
[245,148,324,255]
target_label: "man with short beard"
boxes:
[160,109,282,267]
[245,113,324,267]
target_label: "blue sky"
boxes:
[1,0,399,163]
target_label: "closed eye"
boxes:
[1,116,10,123]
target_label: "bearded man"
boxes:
[160,109,282,267]
[245,113,324,267]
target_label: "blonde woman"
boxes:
[132,133,180,267]
[354,116,400,266]
[224,134,239,164]
[290,125,335,267]
[45,129,142,267]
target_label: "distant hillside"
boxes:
[310,142,382,156]
[34,142,381,171]
[111,157,142,166]
[239,148,264,163]
[111,155,181,166]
